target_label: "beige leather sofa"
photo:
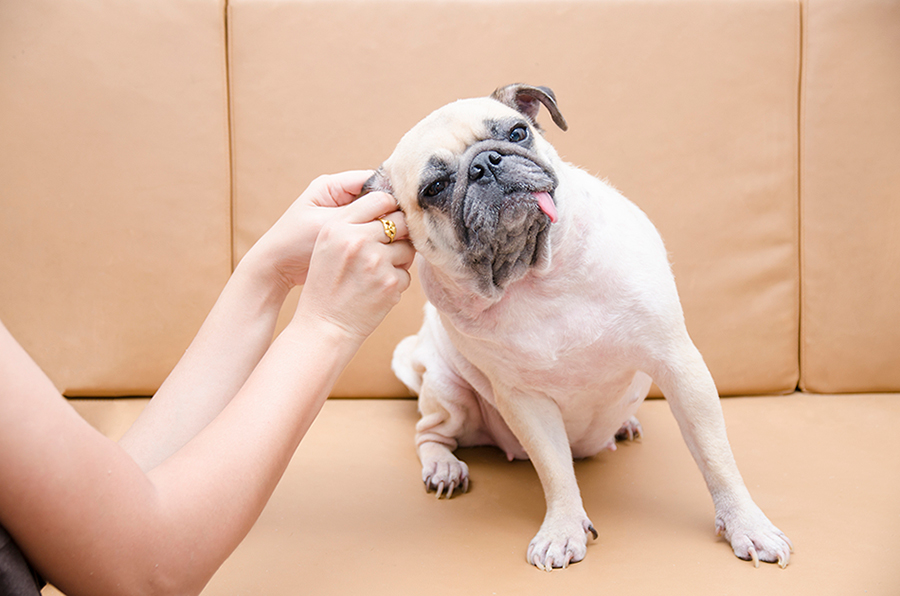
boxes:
[2,0,898,594]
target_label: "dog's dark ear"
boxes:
[491,84,568,132]
[361,166,393,196]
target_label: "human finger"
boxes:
[373,210,409,245]
[343,191,401,224]
[387,239,416,271]
[295,222,412,341]
[394,265,413,294]
[305,170,376,208]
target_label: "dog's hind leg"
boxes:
[394,309,490,499]
[614,416,643,442]
[607,372,650,450]
[415,369,488,499]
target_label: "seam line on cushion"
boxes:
[224,0,236,273]
[797,0,808,392]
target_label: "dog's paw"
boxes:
[420,445,469,499]
[526,516,598,571]
[615,416,642,442]
[716,503,793,568]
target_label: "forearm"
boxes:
[119,179,405,472]
[3,177,411,595]
[138,316,360,594]
[15,317,360,596]
[118,250,290,471]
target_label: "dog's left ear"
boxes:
[491,84,568,132]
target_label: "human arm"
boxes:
[0,182,413,596]
[118,171,388,471]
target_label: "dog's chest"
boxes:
[443,269,641,398]
[422,171,672,404]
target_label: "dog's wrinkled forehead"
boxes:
[384,98,526,206]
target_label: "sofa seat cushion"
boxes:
[61,393,899,595]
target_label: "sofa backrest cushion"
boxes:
[228,0,802,397]
[6,0,897,398]
[799,0,900,393]
[0,0,232,396]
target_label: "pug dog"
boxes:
[364,84,792,571]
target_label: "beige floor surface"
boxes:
[47,393,900,596]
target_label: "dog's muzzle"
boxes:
[450,142,558,293]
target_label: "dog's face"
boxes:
[366,85,568,298]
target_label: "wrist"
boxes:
[233,245,294,307]
[288,304,367,346]
[281,310,366,376]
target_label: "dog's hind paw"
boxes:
[527,515,597,571]
[615,416,642,442]
[420,443,470,499]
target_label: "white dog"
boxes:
[365,84,792,570]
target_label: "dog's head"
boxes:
[365,84,568,299]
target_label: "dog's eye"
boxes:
[508,124,529,143]
[423,179,449,197]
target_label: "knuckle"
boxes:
[351,234,369,253]
[363,251,382,271]
[306,174,331,196]
[383,274,400,293]
[373,191,398,213]
[318,219,341,239]
[310,173,332,187]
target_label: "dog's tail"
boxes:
[392,335,424,395]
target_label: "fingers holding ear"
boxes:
[389,235,416,272]
[373,213,415,279]
[306,170,377,208]
[374,211,411,245]
[346,191,402,224]
[347,192,413,260]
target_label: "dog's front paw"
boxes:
[527,515,598,571]
[419,442,469,499]
[716,503,793,568]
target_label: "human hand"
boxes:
[245,170,385,292]
[292,190,415,343]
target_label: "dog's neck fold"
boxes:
[417,257,507,321]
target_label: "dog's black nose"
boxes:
[469,151,503,182]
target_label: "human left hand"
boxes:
[243,170,389,292]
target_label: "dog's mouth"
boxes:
[451,142,558,293]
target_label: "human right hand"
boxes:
[292,190,415,343]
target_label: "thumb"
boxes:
[307,170,376,208]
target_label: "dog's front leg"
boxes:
[654,339,793,567]
[493,391,597,570]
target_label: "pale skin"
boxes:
[0,171,414,596]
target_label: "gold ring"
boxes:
[378,217,396,244]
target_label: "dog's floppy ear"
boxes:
[361,166,394,197]
[491,84,568,132]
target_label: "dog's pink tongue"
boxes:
[535,191,558,223]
